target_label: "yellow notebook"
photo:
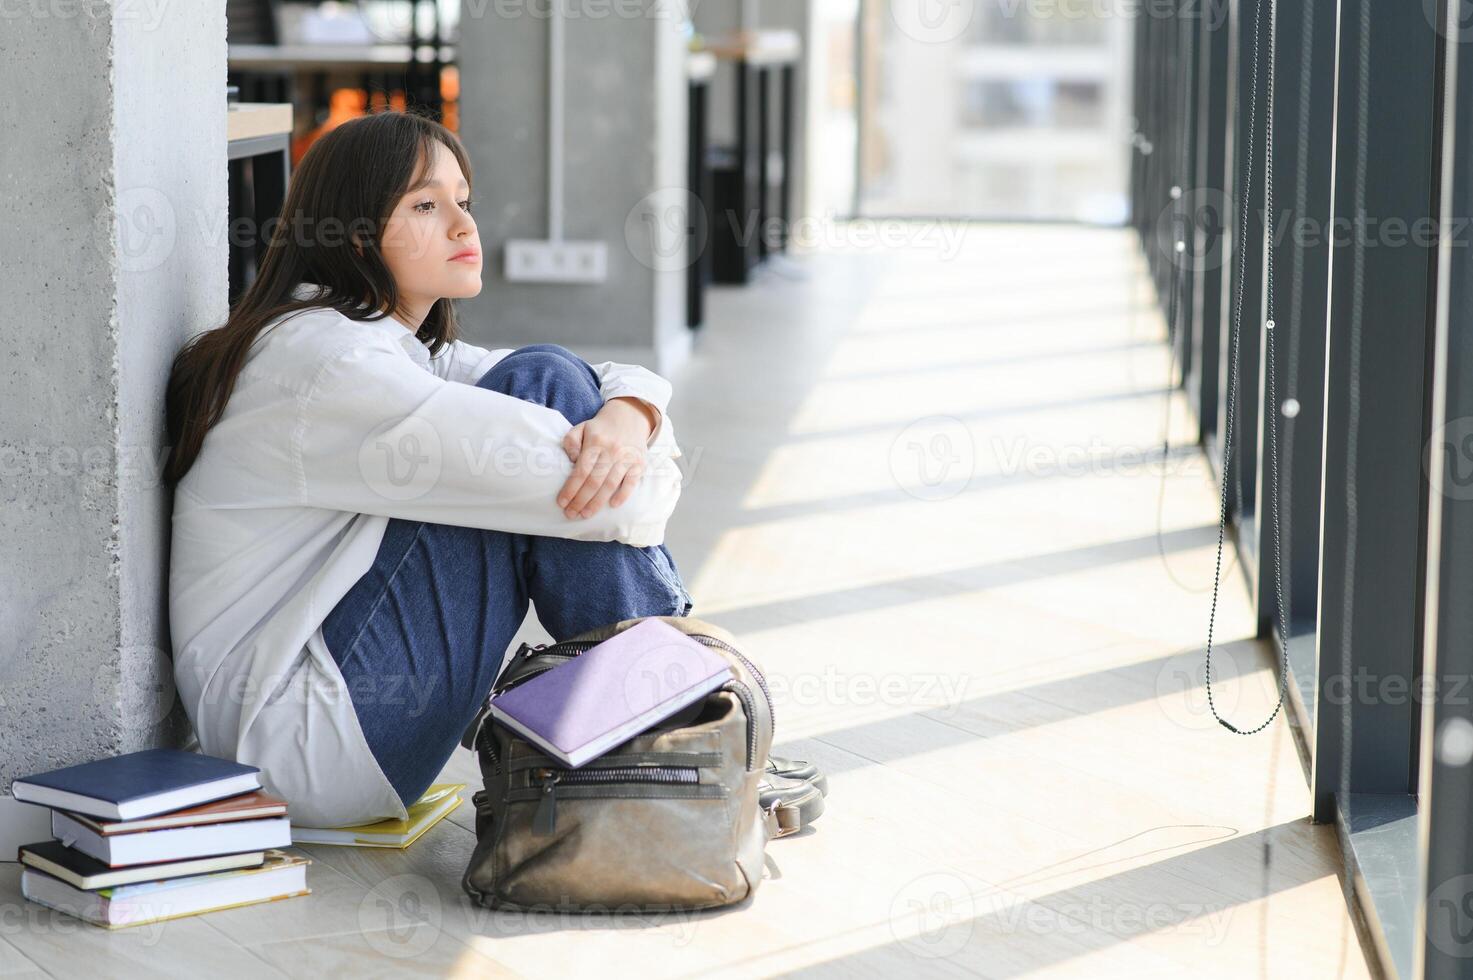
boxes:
[290,783,465,848]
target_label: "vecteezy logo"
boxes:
[1426,416,1473,501]
[889,415,974,501]
[889,871,976,959]
[1155,646,1242,731]
[890,0,975,45]
[1427,874,1473,957]
[382,435,430,484]
[115,186,177,273]
[1155,187,1232,273]
[625,187,707,272]
[1427,0,1473,42]
[621,641,704,721]
[358,417,443,502]
[358,874,443,959]
[91,645,179,729]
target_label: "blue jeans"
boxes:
[321,344,694,809]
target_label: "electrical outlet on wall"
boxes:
[503,240,609,284]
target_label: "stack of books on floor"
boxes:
[12,748,308,929]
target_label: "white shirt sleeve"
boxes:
[424,339,510,386]
[295,336,682,546]
[426,340,679,452]
[588,357,675,453]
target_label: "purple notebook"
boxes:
[489,619,734,767]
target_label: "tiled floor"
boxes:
[0,225,1371,977]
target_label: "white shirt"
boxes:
[169,284,683,827]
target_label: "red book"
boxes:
[58,790,288,836]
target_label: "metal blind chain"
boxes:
[1204,0,1293,735]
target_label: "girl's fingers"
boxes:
[608,464,646,508]
[557,435,648,518]
[558,445,602,511]
[580,459,633,518]
[562,422,585,462]
[564,449,617,516]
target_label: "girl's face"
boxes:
[378,140,483,324]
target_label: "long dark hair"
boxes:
[164,110,473,486]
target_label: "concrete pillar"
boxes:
[456,0,691,374]
[0,1,227,821]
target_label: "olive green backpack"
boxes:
[458,615,792,912]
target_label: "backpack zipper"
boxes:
[529,765,700,835]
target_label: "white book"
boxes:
[22,849,309,929]
[52,811,292,867]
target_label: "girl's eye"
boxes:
[411,199,472,213]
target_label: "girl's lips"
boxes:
[449,250,481,263]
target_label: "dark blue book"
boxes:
[488,619,734,767]
[11,749,262,821]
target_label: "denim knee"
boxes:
[510,343,587,369]
[476,345,602,424]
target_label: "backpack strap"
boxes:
[766,798,804,838]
